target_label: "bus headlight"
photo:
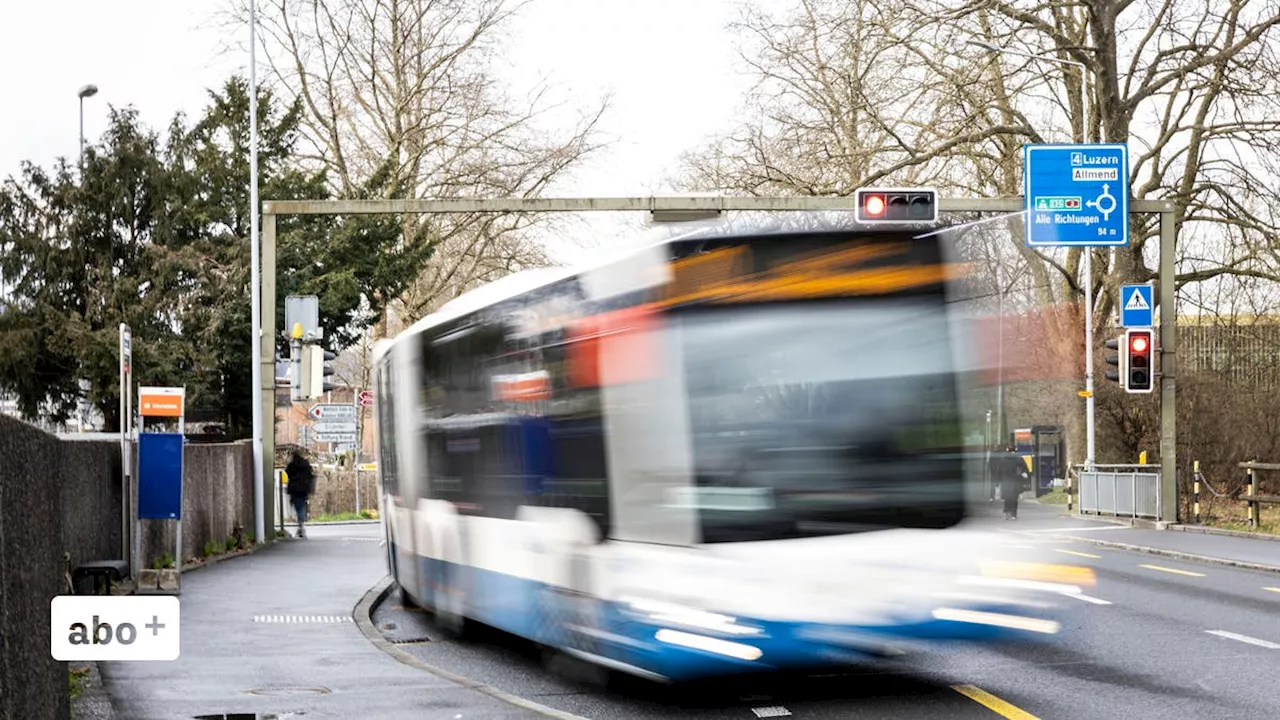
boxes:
[620,597,765,637]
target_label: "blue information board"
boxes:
[1120,283,1154,327]
[138,432,183,519]
[1023,143,1130,246]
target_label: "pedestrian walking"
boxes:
[285,448,316,538]
[993,443,1030,520]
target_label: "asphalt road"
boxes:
[372,502,1280,719]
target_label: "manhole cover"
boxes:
[244,686,331,697]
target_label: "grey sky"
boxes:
[0,0,754,258]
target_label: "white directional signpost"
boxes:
[1024,142,1131,472]
[309,403,356,421]
[309,403,357,444]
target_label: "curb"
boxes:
[353,576,591,720]
[297,519,381,527]
[70,661,117,720]
[1059,535,1280,575]
[1165,524,1280,543]
[178,532,291,574]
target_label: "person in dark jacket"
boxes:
[991,443,1030,520]
[285,449,316,537]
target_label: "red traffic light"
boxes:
[1124,329,1154,394]
[854,187,938,223]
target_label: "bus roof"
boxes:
[374,211,947,363]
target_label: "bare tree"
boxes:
[221,0,611,328]
[679,0,1280,324]
[676,0,1280,466]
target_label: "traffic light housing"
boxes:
[1125,328,1154,394]
[1104,336,1122,383]
[312,347,337,398]
[854,187,938,223]
[303,345,337,398]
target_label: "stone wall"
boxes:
[0,416,72,720]
[0,416,260,719]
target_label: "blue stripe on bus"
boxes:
[390,542,1066,681]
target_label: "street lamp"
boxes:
[967,38,1100,473]
[78,84,99,170]
[249,0,266,544]
[75,83,100,433]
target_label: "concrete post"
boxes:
[260,211,277,543]
[1158,205,1178,523]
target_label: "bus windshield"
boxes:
[672,297,965,543]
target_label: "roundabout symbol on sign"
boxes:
[1087,184,1117,221]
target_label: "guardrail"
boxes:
[1073,464,1162,519]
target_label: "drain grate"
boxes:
[339,536,382,542]
[253,615,352,624]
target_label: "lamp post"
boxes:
[76,83,100,433]
[78,84,98,170]
[967,39,1099,472]
[249,0,266,544]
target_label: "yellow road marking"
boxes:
[952,684,1040,719]
[1264,587,1280,593]
[1139,564,1205,577]
[1054,549,1101,559]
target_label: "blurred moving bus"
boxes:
[372,210,1089,682]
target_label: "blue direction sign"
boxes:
[1120,283,1154,327]
[1024,143,1129,246]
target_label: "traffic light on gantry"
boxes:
[854,188,938,223]
[1125,328,1154,394]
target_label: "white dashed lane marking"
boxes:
[1206,630,1280,649]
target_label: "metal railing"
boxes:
[1074,464,1162,519]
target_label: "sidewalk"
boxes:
[1054,524,1280,572]
[1016,501,1280,573]
[98,523,545,719]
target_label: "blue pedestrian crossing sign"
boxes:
[1023,143,1130,247]
[1120,283,1154,328]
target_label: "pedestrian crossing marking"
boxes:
[1125,288,1150,311]
[253,615,353,623]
